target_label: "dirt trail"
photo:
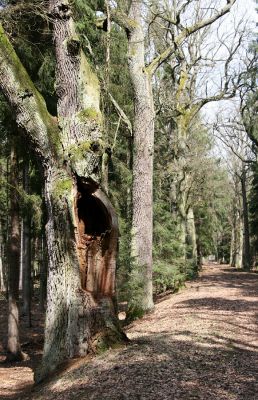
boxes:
[1,263,258,400]
[0,294,44,400]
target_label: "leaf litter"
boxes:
[0,263,257,400]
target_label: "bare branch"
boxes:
[146,0,237,74]
[109,93,133,136]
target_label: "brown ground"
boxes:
[0,291,44,399]
[0,263,258,400]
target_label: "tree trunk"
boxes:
[186,207,197,266]
[6,144,25,362]
[0,220,6,292]
[128,0,154,313]
[178,188,187,262]
[230,223,236,267]
[0,3,125,382]
[241,166,251,270]
[19,218,23,290]
[39,233,47,311]
[169,66,191,264]
[230,199,240,268]
[170,136,188,263]
[236,211,244,269]
[38,167,122,381]
[22,161,32,326]
[196,235,203,269]
[0,253,4,291]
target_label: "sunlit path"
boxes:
[8,263,256,400]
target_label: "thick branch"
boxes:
[0,24,58,163]
[184,0,237,36]
[195,90,236,113]
[108,7,137,32]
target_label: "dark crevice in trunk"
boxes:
[75,178,114,299]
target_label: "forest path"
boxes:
[1,263,258,400]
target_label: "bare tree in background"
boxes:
[103,0,237,313]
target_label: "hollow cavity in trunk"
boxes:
[75,180,114,298]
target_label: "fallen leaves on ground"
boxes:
[1,263,258,399]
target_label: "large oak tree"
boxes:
[0,0,125,382]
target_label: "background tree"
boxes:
[104,0,238,315]
[213,103,256,269]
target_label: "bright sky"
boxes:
[200,0,257,161]
[237,0,257,24]
[201,0,257,119]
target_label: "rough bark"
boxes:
[39,165,122,382]
[0,2,125,382]
[128,0,154,313]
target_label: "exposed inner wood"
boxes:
[75,181,114,298]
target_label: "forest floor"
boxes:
[0,263,258,400]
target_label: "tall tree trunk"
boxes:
[186,207,197,266]
[39,233,47,311]
[128,0,154,313]
[178,185,187,262]
[22,161,32,326]
[0,220,6,291]
[230,195,242,268]
[241,166,251,270]
[196,235,203,269]
[126,136,133,222]
[169,66,191,264]
[19,218,23,290]
[0,254,4,292]
[230,222,236,267]
[6,144,25,362]
[236,211,244,269]
[170,136,188,263]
